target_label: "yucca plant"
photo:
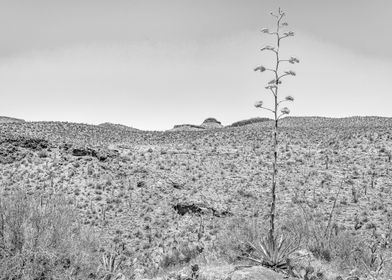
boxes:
[253,7,299,268]
[98,250,126,280]
[244,233,298,270]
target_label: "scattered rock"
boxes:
[174,203,204,216]
[137,181,147,188]
[229,266,284,280]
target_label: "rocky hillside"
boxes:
[1,116,392,279]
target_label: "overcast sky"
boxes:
[0,0,391,130]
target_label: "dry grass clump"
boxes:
[0,189,135,279]
[214,212,392,279]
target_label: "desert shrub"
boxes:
[215,216,301,270]
[37,150,48,158]
[160,242,204,269]
[281,207,392,276]
[97,244,136,280]
[214,217,266,262]
[0,189,102,279]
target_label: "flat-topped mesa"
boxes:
[200,118,223,129]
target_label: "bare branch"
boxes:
[280,22,289,28]
[254,100,264,108]
[279,57,300,64]
[277,96,294,106]
[255,101,275,114]
[284,70,296,76]
[281,107,290,114]
[280,31,295,40]
[277,71,295,80]
[277,73,290,80]
[268,79,281,85]
[268,88,276,97]
[260,45,278,54]
[254,66,277,74]
[261,28,278,35]
[261,107,276,114]
[265,85,278,95]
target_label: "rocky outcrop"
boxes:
[173,202,232,217]
[62,144,119,161]
[0,137,49,164]
[200,118,223,129]
[170,118,223,131]
[0,137,48,150]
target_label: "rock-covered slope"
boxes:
[1,116,392,277]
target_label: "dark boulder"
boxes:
[66,145,118,161]
[173,203,232,217]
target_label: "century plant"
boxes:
[252,7,299,267]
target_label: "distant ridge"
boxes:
[1,116,391,131]
[229,117,271,127]
[170,117,223,131]
[172,124,205,131]
[98,122,139,131]
[0,116,25,123]
[234,116,392,128]
[279,116,392,127]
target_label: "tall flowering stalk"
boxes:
[254,8,299,244]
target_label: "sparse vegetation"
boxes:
[1,116,392,279]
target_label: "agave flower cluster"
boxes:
[254,8,299,119]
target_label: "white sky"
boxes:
[0,0,391,130]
